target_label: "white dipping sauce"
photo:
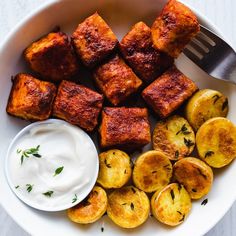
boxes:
[6,120,99,211]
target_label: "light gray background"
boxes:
[0,0,235,235]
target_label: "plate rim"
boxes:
[0,0,234,235]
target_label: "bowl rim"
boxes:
[0,0,234,235]
[4,118,99,212]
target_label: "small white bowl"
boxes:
[5,119,99,212]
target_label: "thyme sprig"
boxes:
[176,124,191,135]
[26,184,33,193]
[72,194,78,203]
[184,138,195,148]
[54,166,64,177]
[43,191,54,197]
[17,145,41,165]
[201,198,208,205]
[212,94,221,104]
[205,150,214,158]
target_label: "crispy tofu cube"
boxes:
[151,0,200,58]
[53,80,103,132]
[120,22,173,84]
[93,54,142,106]
[142,66,198,118]
[6,73,57,121]
[24,32,79,82]
[72,12,118,68]
[100,107,151,150]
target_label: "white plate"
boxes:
[0,0,235,235]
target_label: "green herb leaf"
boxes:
[43,191,54,197]
[222,99,228,111]
[177,184,182,192]
[176,124,191,135]
[130,202,134,210]
[16,149,22,154]
[26,184,33,193]
[33,153,41,158]
[184,138,195,148]
[72,194,77,203]
[54,166,64,177]
[131,187,136,194]
[212,94,221,104]
[15,185,19,189]
[17,145,41,165]
[104,159,111,168]
[170,189,175,201]
[201,198,208,205]
[175,150,179,159]
[21,155,24,165]
[179,214,185,222]
[204,150,214,158]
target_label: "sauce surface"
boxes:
[7,120,98,211]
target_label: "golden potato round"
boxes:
[151,183,191,226]
[173,157,213,199]
[97,149,132,188]
[107,186,150,228]
[67,186,107,224]
[196,117,236,168]
[133,150,172,193]
[153,115,195,160]
[185,89,228,131]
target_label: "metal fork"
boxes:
[183,25,236,85]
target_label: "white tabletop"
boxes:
[0,0,236,235]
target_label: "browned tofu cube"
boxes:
[72,12,118,68]
[120,22,173,84]
[142,66,198,118]
[151,0,200,58]
[6,73,57,121]
[93,54,142,106]
[53,80,103,132]
[99,107,151,150]
[24,32,79,82]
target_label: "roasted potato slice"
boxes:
[151,183,191,226]
[185,89,229,131]
[196,117,236,168]
[99,107,151,151]
[97,149,132,189]
[133,150,172,193]
[67,186,107,224]
[107,186,150,228]
[142,66,198,118]
[6,73,57,121]
[173,157,213,199]
[72,12,118,68]
[24,32,79,82]
[151,0,200,58]
[119,21,173,84]
[153,115,195,160]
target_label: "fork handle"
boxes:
[210,51,236,85]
